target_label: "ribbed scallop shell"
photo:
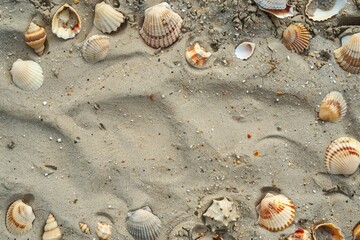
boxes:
[82,35,110,63]
[334,33,360,74]
[79,222,91,234]
[283,23,311,53]
[185,43,211,68]
[259,5,294,18]
[256,193,295,231]
[126,206,161,240]
[285,228,312,240]
[96,221,112,240]
[353,222,360,240]
[140,2,183,49]
[235,42,256,60]
[203,197,239,229]
[311,222,344,240]
[93,1,125,33]
[42,213,62,240]
[25,22,47,55]
[52,3,81,40]
[10,59,44,91]
[319,91,347,122]
[6,199,35,235]
[254,0,287,9]
[324,137,360,175]
[305,0,346,21]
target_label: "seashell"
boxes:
[305,0,346,21]
[140,2,183,49]
[10,59,44,91]
[353,221,360,240]
[42,213,62,240]
[96,221,112,240]
[319,91,347,122]
[311,222,344,240]
[283,23,311,53]
[253,0,287,10]
[259,5,294,18]
[6,199,36,235]
[285,228,312,240]
[82,35,110,63]
[25,22,47,55]
[93,2,125,33]
[79,222,91,234]
[52,3,81,40]
[256,193,295,231]
[126,206,161,240]
[185,42,211,68]
[324,137,360,175]
[235,42,256,60]
[334,33,360,74]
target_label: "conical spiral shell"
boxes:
[6,199,35,235]
[334,33,360,74]
[283,23,311,53]
[79,222,91,234]
[256,193,295,231]
[311,222,344,240]
[126,206,161,240]
[185,42,211,68]
[140,2,183,49]
[42,213,62,240]
[82,35,110,63]
[253,0,287,9]
[93,1,125,33]
[285,228,312,240]
[52,3,81,40]
[10,59,44,91]
[25,22,47,55]
[96,221,112,240]
[319,91,347,122]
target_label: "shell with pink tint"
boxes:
[283,23,311,53]
[319,91,347,122]
[235,42,255,60]
[285,228,312,240]
[311,222,344,240]
[334,33,360,74]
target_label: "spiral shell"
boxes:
[203,197,239,230]
[96,221,112,240]
[93,1,125,33]
[79,222,91,234]
[82,35,110,63]
[185,42,211,68]
[285,228,312,240]
[42,213,62,240]
[311,222,344,240]
[25,22,47,55]
[6,199,35,235]
[126,206,161,240]
[52,3,81,40]
[334,33,360,74]
[10,59,44,91]
[235,42,256,60]
[319,91,347,122]
[283,23,311,53]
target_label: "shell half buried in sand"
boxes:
[253,0,294,18]
[235,42,256,60]
[79,222,91,234]
[185,42,211,68]
[285,228,312,240]
[52,3,81,40]
[6,199,36,235]
[334,33,360,74]
[25,22,47,55]
[305,0,346,21]
[319,91,347,122]
[42,213,62,240]
[203,197,239,230]
[126,206,161,240]
[82,35,110,63]
[140,2,183,49]
[256,193,295,231]
[10,59,44,91]
[283,23,311,53]
[96,221,112,240]
[311,222,344,240]
[353,222,360,240]
[93,1,125,34]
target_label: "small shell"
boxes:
[311,222,344,240]
[6,199,36,235]
[353,222,360,240]
[42,213,62,240]
[256,193,295,231]
[82,35,110,63]
[140,2,183,49]
[319,91,347,122]
[324,137,360,175]
[283,23,311,53]
[259,5,294,18]
[126,206,161,240]
[285,228,312,240]
[79,222,91,234]
[52,3,81,40]
[93,1,125,33]
[25,22,47,55]
[10,59,44,91]
[96,221,112,240]
[185,42,211,68]
[305,0,346,21]
[334,33,360,74]
[235,42,256,60]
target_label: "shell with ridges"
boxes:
[82,35,110,63]
[254,0,287,10]
[96,221,112,240]
[93,1,125,34]
[283,23,311,53]
[185,42,211,68]
[319,91,347,122]
[52,3,81,40]
[6,199,35,235]
[79,222,91,234]
[305,0,346,21]
[353,221,360,240]
[126,206,161,240]
[311,222,344,240]
[10,59,44,91]
[25,22,47,55]
[259,5,294,18]
[42,213,61,240]
[235,42,256,60]
[334,33,360,74]
[285,228,312,240]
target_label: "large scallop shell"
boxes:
[353,222,360,240]
[79,222,91,234]
[319,91,347,122]
[42,213,62,240]
[334,33,360,74]
[305,0,346,21]
[93,1,125,34]
[285,228,312,240]
[311,222,344,240]
[235,42,256,60]
[25,22,47,55]
[185,42,211,68]
[140,2,183,49]
[256,193,295,231]
[324,137,360,175]
[283,23,311,53]
[52,3,81,40]
[96,221,112,240]
[10,59,44,91]
[82,35,110,63]
[6,199,36,235]
[126,206,161,240]
[254,0,287,10]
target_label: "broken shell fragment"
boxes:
[305,0,346,21]
[79,222,91,234]
[96,221,112,240]
[25,22,47,55]
[82,35,110,63]
[185,42,211,68]
[235,42,256,60]
[283,23,311,53]
[10,59,44,91]
[52,3,81,39]
[311,222,344,240]
[334,33,360,74]
[319,91,347,122]
[6,199,36,235]
[285,228,312,240]
[126,206,161,240]
[93,1,125,33]
[42,213,62,240]
[353,222,360,240]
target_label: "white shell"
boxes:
[42,213,62,240]
[96,221,112,240]
[10,59,44,91]
[93,1,125,33]
[82,35,110,63]
[305,0,346,21]
[126,206,161,240]
[319,91,347,122]
[79,222,91,234]
[259,5,294,18]
[52,3,81,39]
[6,199,36,235]
[334,33,360,74]
[235,42,256,60]
[185,42,211,68]
[254,0,287,10]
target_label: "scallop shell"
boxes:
[140,2,183,49]
[25,22,47,55]
[305,0,346,21]
[126,206,161,240]
[79,222,91,234]
[6,199,36,235]
[82,35,110,63]
[319,91,347,122]
[235,42,256,60]
[254,0,287,10]
[311,222,344,240]
[259,5,295,18]
[10,59,44,91]
[353,221,360,240]
[285,228,312,240]
[256,193,295,231]
[324,137,360,175]
[283,23,311,53]
[185,42,211,68]
[42,213,62,240]
[93,1,125,33]
[334,33,360,74]
[52,3,81,40]
[96,221,112,240]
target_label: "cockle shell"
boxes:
[353,222,360,240]
[334,33,360,74]
[6,199,35,235]
[79,222,91,234]
[256,193,295,231]
[259,5,294,18]
[311,222,344,240]
[126,206,161,240]
[185,42,211,68]
[324,137,360,175]
[96,221,112,240]
[93,1,125,33]
[10,59,44,91]
[42,213,62,240]
[319,91,347,122]
[283,23,311,53]
[25,22,47,55]
[253,0,294,18]
[82,35,110,63]
[52,3,81,40]
[140,2,183,49]
[285,228,312,240]
[305,0,346,21]
[235,42,256,60]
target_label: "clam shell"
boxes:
[126,206,161,240]
[311,222,344,240]
[259,4,294,18]
[235,42,256,60]
[25,22,47,55]
[79,222,91,234]
[10,59,44,91]
[42,213,62,240]
[324,137,360,175]
[96,221,112,240]
[185,42,211,68]
[334,33,360,74]
[353,221,360,240]
[82,35,110,63]
[285,228,312,240]
[6,199,35,235]
[140,2,183,49]
[93,1,125,34]
[319,91,347,122]
[52,3,81,40]
[283,23,311,53]
[305,0,346,21]
[256,193,295,231]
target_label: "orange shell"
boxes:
[285,228,312,240]
[319,91,347,122]
[283,23,311,53]
[334,33,360,74]
[25,22,47,55]
[353,222,360,240]
[185,43,211,68]
[311,222,344,240]
[6,199,36,235]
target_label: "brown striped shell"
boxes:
[319,91,347,122]
[334,33,360,74]
[311,222,344,240]
[79,222,91,234]
[185,43,211,68]
[25,22,47,55]
[283,23,311,53]
[285,228,312,240]
[6,199,36,235]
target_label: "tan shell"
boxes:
[185,42,211,68]
[126,206,161,240]
[42,213,62,240]
[319,91,347,122]
[6,199,35,235]
[96,221,112,240]
[82,35,110,63]
[256,193,295,231]
[235,42,256,60]
[283,23,311,53]
[305,0,346,21]
[324,137,360,175]
[25,22,47,55]
[93,1,125,33]
[79,222,91,234]
[10,59,44,91]
[140,2,183,49]
[353,221,360,240]
[334,33,360,74]
[285,228,312,240]
[311,222,344,240]
[52,3,81,39]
